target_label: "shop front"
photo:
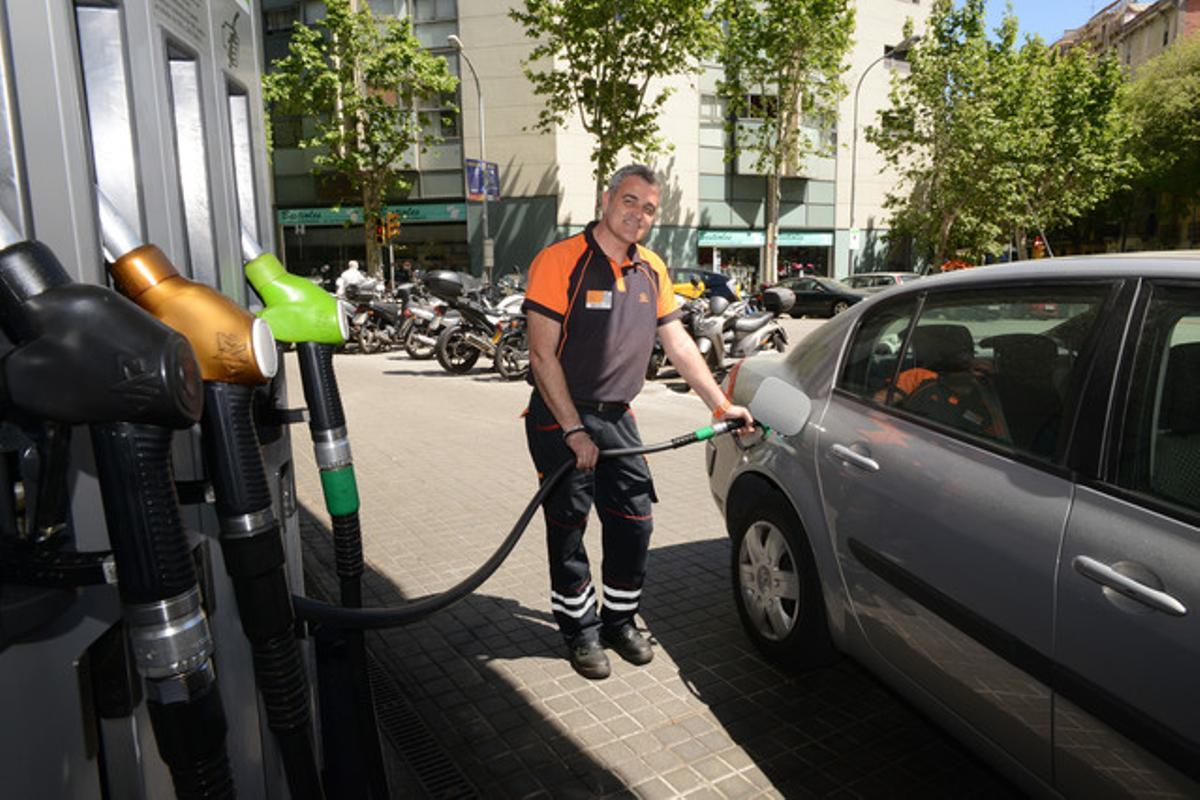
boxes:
[277,202,469,285]
[697,230,834,284]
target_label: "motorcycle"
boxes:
[646,295,724,380]
[645,287,792,380]
[425,270,528,377]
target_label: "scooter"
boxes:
[710,286,794,361]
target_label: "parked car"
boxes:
[773,275,865,317]
[670,267,741,302]
[840,271,921,293]
[709,253,1200,799]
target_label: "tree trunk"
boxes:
[1014,227,1026,262]
[363,181,382,277]
[935,211,956,267]
[764,171,780,285]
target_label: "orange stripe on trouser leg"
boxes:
[601,506,652,521]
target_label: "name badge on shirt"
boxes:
[585,290,613,310]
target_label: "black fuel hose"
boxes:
[292,419,747,630]
[92,422,234,800]
[200,382,323,800]
[293,341,388,800]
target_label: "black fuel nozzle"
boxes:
[0,239,202,428]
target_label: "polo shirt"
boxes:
[523,222,681,404]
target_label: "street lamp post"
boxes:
[848,35,919,275]
[448,34,493,283]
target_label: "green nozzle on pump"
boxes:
[243,230,347,345]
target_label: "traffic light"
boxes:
[374,220,385,244]
[386,211,401,241]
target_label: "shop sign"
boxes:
[699,230,833,248]
[698,230,765,247]
[779,232,833,247]
[277,203,467,226]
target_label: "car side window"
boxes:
[841,286,1110,460]
[1115,286,1200,516]
[839,297,918,398]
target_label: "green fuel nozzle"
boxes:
[242,229,348,345]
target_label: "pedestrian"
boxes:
[522,164,753,679]
[335,259,365,298]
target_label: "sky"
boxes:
[984,0,1105,43]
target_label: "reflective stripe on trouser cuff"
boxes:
[320,466,360,516]
[550,586,596,618]
[603,584,640,612]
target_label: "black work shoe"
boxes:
[601,625,654,665]
[568,639,611,680]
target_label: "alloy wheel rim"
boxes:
[738,520,801,642]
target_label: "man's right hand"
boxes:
[566,429,599,471]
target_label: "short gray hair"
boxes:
[606,164,660,194]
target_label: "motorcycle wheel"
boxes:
[357,327,380,355]
[404,324,437,359]
[494,331,530,381]
[645,350,664,380]
[435,325,481,373]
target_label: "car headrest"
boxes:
[910,324,974,372]
[983,333,1058,380]
[1163,342,1200,434]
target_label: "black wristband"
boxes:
[562,424,587,441]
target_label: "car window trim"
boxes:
[1084,278,1200,529]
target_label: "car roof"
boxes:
[890,253,1200,294]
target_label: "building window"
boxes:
[265,9,299,33]
[413,0,456,21]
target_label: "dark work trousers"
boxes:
[525,392,657,646]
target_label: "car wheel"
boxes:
[831,300,850,316]
[728,488,836,668]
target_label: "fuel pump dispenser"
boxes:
[0,213,235,798]
[96,190,324,800]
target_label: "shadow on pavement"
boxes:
[298,501,1020,799]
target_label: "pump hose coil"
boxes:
[292,420,747,630]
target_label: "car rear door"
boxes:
[1053,280,1200,798]
[815,282,1120,787]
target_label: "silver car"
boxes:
[708,254,1200,799]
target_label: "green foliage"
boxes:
[868,0,1132,264]
[510,0,719,201]
[1123,32,1200,206]
[718,0,855,174]
[263,0,456,272]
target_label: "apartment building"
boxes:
[262,0,930,281]
[1055,0,1200,70]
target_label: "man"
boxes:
[523,164,753,680]
[335,259,365,298]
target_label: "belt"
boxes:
[573,398,628,413]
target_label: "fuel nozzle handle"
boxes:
[243,227,347,346]
[0,240,202,427]
[97,189,277,386]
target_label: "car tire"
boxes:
[728,488,836,668]
[831,300,850,316]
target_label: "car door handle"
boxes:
[1072,556,1188,617]
[829,443,879,473]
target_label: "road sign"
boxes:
[465,158,500,202]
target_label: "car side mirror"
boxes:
[749,376,811,436]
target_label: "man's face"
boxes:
[599,176,660,249]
